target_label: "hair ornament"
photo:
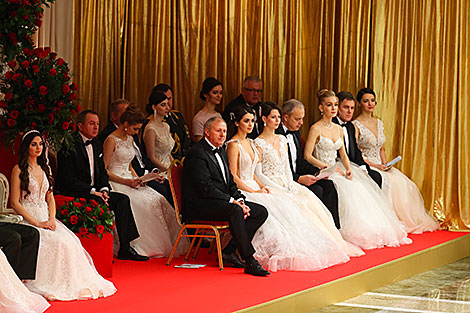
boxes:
[21,129,41,140]
[230,112,235,121]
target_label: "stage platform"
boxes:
[46,231,469,313]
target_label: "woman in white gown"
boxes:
[10,131,116,301]
[353,88,439,234]
[226,105,361,272]
[0,250,50,313]
[303,90,412,250]
[103,106,188,258]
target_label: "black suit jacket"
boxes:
[222,94,263,139]
[332,117,367,167]
[182,139,245,221]
[276,125,320,181]
[164,110,192,160]
[56,132,110,197]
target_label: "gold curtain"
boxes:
[73,0,470,229]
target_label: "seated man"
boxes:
[333,91,382,188]
[56,110,148,261]
[222,76,264,139]
[0,222,39,279]
[183,117,269,276]
[276,99,341,229]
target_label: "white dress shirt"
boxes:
[282,124,297,172]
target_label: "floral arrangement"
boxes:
[0,46,80,152]
[56,198,114,239]
[0,0,55,61]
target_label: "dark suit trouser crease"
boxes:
[0,223,40,279]
[368,168,383,188]
[307,179,341,229]
[190,200,268,261]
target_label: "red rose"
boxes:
[23,14,29,20]
[30,122,36,129]
[10,11,16,18]
[79,227,88,236]
[79,198,86,203]
[76,104,81,112]
[0,101,6,108]
[61,209,69,216]
[71,122,76,131]
[99,208,104,216]
[7,60,16,68]
[62,84,70,94]
[92,216,97,220]
[8,33,17,44]
[61,121,70,130]
[39,86,48,95]
[70,215,78,224]
[63,74,70,81]
[57,58,64,66]
[4,92,13,100]
[85,206,92,213]
[38,104,46,112]
[50,52,57,59]
[26,103,34,111]
[49,69,57,76]
[21,60,30,68]
[24,80,32,88]
[10,110,19,119]
[69,93,77,100]
[90,199,98,207]
[12,73,20,81]
[52,107,60,115]
[96,225,105,234]
[32,65,39,73]
[7,119,16,127]
[23,48,31,55]
[44,47,51,54]
[4,71,12,79]
[70,82,78,91]
[35,19,42,27]
[57,100,65,107]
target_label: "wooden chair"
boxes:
[166,159,230,270]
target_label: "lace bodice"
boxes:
[20,172,49,222]
[108,135,135,178]
[226,139,258,183]
[145,123,174,175]
[254,136,295,189]
[313,136,342,166]
[353,119,385,164]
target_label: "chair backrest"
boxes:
[0,173,9,213]
[168,159,184,227]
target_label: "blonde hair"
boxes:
[317,89,336,104]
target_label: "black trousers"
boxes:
[0,222,40,279]
[307,179,341,229]
[368,168,383,188]
[189,200,268,260]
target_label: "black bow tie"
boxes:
[212,147,222,155]
[285,130,296,135]
[85,139,94,146]
[339,121,349,127]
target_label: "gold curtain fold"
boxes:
[73,0,470,229]
[73,0,125,121]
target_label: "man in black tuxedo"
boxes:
[222,76,264,139]
[56,110,148,261]
[0,222,39,279]
[334,91,382,188]
[97,99,172,204]
[183,117,269,276]
[276,99,341,229]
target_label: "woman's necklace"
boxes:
[322,121,333,128]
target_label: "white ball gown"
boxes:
[20,172,116,301]
[250,137,363,272]
[0,250,50,313]
[312,134,412,249]
[107,135,188,257]
[353,119,439,233]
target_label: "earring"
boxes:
[124,127,128,132]
[264,122,266,126]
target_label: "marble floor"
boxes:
[313,257,470,313]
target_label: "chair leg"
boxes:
[214,229,223,271]
[167,228,185,266]
[192,235,204,260]
[185,236,197,261]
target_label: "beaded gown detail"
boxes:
[144,123,175,179]
[313,134,412,249]
[253,137,364,260]
[107,135,187,257]
[353,119,439,233]
[0,250,50,313]
[20,172,116,301]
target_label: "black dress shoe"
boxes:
[117,247,149,261]
[244,259,270,277]
[221,252,246,268]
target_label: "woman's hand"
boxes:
[127,178,142,189]
[372,163,389,171]
[345,170,353,180]
[37,220,55,230]
[46,219,56,231]
[256,186,270,194]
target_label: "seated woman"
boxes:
[226,105,362,272]
[353,88,439,234]
[11,130,116,301]
[0,249,50,313]
[192,77,223,142]
[150,83,192,160]
[303,89,411,250]
[103,106,188,257]
[142,92,174,179]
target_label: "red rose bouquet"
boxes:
[0,46,79,152]
[56,198,114,239]
[0,0,55,61]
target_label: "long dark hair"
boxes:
[18,131,54,198]
[227,105,256,140]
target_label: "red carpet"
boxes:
[46,231,467,313]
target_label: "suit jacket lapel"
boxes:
[346,123,355,160]
[202,140,227,185]
[77,138,91,178]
